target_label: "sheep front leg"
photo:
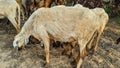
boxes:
[38,26,50,67]
[62,43,69,55]
[43,38,50,67]
[70,41,77,57]
[62,41,76,58]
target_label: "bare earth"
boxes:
[0,18,120,68]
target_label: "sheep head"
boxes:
[13,35,29,48]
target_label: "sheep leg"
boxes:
[37,26,50,67]
[75,49,86,68]
[92,26,105,53]
[92,32,101,53]
[42,37,50,67]
[76,40,87,68]
[70,41,76,58]
[62,43,69,55]
[16,5,21,28]
[21,8,26,20]
[86,31,97,51]
[75,48,86,68]
[72,0,79,5]
[45,0,52,8]
[7,17,20,33]
[62,41,76,58]
[86,37,94,51]
[21,5,27,20]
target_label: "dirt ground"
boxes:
[0,17,120,68]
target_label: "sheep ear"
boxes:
[13,40,18,48]
[25,38,29,45]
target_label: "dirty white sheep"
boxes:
[13,4,108,68]
[0,0,21,33]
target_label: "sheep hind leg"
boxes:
[75,47,86,68]
[92,25,106,53]
[21,5,28,20]
[21,8,26,20]
[86,31,97,53]
[75,40,87,68]
[8,17,20,33]
[92,32,101,53]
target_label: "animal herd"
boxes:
[0,0,109,68]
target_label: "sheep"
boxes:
[16,0,35,20]
[72,0,79,5]
[13,4,108,68]
[36,0,67,8]
[0,0,21,33]
[16,0,26,20]
[55,0,66,5]
[35,0,45,8]
[25,0,35,17]
[19,0,67,20]
[73,0,104,9]
[20,0,35,19]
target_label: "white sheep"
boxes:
[0,0,21,33]
[13,4,108,68]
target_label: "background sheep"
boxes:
[73,0,104,9]
[0,0,21,33]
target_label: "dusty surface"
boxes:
[0,18,120,68]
